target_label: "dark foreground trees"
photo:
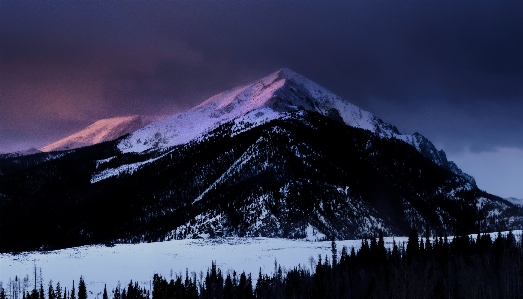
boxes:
[149,231,523,299]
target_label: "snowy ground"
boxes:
[0,237,395,298]
[1,232,521,299]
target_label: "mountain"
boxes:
[0,68,520,253]
[118,68,475,185]
[506,197,523,207]
[40,115,161,152]
[0,147,41,158]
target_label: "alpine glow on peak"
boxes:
[118,68,398,154]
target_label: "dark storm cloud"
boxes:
[1,0,522,153]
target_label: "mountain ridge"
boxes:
[40,115,161,152]
[0,147,41,158]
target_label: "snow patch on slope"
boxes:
[95,156,116,169]
[304,224,327,241]
[91,153,168,183]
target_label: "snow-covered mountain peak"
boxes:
[118,68,395,154]
[115,68,475,186]
[41,115,160,152]
[193,67,328,115]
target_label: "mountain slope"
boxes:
[506,197,523,207]
[0,69,520,253]
[1,111,520,252]
[40,115,160,152]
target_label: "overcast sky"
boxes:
[1,1,522,198]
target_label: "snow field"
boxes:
[0,237,391,299]
[2,232,521,299]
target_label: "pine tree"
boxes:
[377,231,387,264]
[331,239,337,267]
[70,282,75,299]
[38,283,44,299]
[340,246,348,265]
[102,285,108,299]
[28,287,38,299]
[406,229,419,261]
[391,238,399,262]
[77,277,86,299]
[186,276,198,299]
[425,232,432,253]
[224,274,233,299]
[255,270,265,299]
[113,284,120,299]
[48,281,54,299]
[245,274,253,299]
[55,282,61,299]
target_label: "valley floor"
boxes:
[1,232,521,299]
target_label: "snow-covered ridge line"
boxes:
[41,115,160,152]
[117,68,390,154]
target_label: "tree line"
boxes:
[2,230,523,299]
